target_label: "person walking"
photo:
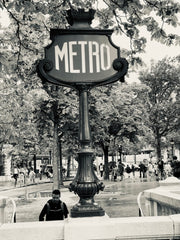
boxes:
[29,168,36,183]
[99,163,104,178]
[118,160,124,181]
[164,161,172,178]
[23,166,28,185]
[39,189,69,221]
[139,162,147,179]
[125,164,131,178]
[131,164,135,178]
[39,166,43,180]
[147,162,154,181]
[13,166,19,187]
[158,159,164,180]
[19,166,25,187]
[112,165,118,181]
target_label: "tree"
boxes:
[31,82,79,186]
[0,60,42,168]
[90,82,148,179]
[139,56,180,162]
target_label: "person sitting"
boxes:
[39,189,69,221]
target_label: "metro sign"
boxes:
[54,39,111,74]
[38,10,128,89]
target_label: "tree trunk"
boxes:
[66,155,71,178]
[53,121,60,189]
[104,146,109,180]
[58,137,64,186]
[156,128,162,162]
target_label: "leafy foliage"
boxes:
[139,56,180,160]
[1,0,180,75]
[90,83,148,154]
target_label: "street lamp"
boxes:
[170,139,174,160]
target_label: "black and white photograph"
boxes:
[0,0,180,239]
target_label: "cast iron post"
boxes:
[69,87,105,217]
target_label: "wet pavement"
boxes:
[95,179,159,218]
[0,176,51,192]
[0,175,160,222]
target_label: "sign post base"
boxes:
[71,204,105,218]
[69,148,105,218]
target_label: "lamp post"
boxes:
[170,139,174,160]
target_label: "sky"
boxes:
[1,7,180,83]
[111,28,180,83]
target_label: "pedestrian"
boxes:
[125,164,131,178]
[147,162,154,180]
[44,166,49,178]
[131,164,135,178]
[111,165,118,181]
[19,166,25,187]
[23,166,28,185]
[39,167,43,180]
[29,168,36,183]
[158,159,164,180]
[62,168,66,180]
[154,162,159,181]
[99,163,104,178]
[139,162,146,179]
[118,160,124,181]
[48,170,53,182]
[39,189,69,221]
[164,162,172,178]
[13,165,19,187]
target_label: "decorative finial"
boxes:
[66,8,96,29]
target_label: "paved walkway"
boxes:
[0,176,53,192]
[0,175,160,222]
[0,172,155,192]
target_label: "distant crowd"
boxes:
[12,165,53,187]
[99,159,173,182]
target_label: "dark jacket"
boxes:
[125,166,131,174]
[39,199,69,221]
[118,163,124,175]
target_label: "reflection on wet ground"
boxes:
[95,180,160,218]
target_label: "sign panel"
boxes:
[45,34,118,83]
[37,10,128,89]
